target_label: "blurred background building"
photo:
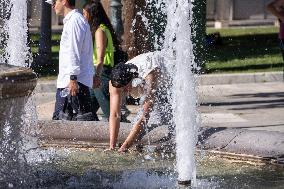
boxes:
[206,0,275,28]
[28,0,276,29]
[25,0,276,59]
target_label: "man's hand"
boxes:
[93,75,101,88]
[69,80,79,96]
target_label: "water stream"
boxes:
[1,0,31,66]
[1,0,202,187]
[140,0,199,184]
[165,0,198,185]
[0,1,53,187]
[0,1,283,189]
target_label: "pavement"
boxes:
[34,72,284,163]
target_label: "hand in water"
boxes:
[118,145,128,153]
[103,148,115,152]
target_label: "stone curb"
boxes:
[200,127,284,163]
[38,120,169,144]
[35,72,283,93]
[38,120,284,163]
[198,72,283,85]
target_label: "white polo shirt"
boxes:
[57,9,94,88]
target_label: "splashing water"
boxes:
[139,0,199,185]
[165,0,198,185]
[1,0,31,66]
[133,0,199,185]
[0,0,198,187]
[0,0,56,187]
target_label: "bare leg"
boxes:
[108,82,123,150]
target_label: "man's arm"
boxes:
[267,0,284,22]
[66,19,86,95]
[109,81,123,149]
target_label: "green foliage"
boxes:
[30,26,284,78]
[29,33,60,78]
[207,27,278,37]
[206,26,283,73]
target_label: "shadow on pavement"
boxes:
[198,127,227,144]
[231,92,284,98]
[201,99,284,110]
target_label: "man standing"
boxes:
[46,0,94,120]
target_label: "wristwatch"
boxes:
[70,75,77,80]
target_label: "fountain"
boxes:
[139,0,199,185]
[0,0,284,188]
[165,1,198,186]
[0,64,38,188]
[0,0,38,187]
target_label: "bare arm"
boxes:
[119,69,160,152]
[109,81,123,149]
[93,28,107,88]
[267,0,284,22]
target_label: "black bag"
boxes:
[114,47,128,65]
[59,95,93,121]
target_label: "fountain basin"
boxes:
[38,121,284,165]
[0,64,37,99]
[0,64,37,187]
[4,147,282,189]
[0,64,37,126]
[38,120,170,148]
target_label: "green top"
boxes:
[93,24,114,68]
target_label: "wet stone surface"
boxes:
[1,147,283,189]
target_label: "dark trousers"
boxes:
[52,82,92,120]
[90,68,111,119]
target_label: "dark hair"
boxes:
[67,0,75,7]
[111,63,139,88]
[83,1,119,49]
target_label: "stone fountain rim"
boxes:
[0,64,37,99]
[0,64,37,80]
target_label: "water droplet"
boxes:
[8,183,13,188]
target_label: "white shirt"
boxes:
[126,51,166,79]
[57,9,94,88]
[125,51,167,99]
[127,51,172,126]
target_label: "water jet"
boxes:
[0,1,284,188]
